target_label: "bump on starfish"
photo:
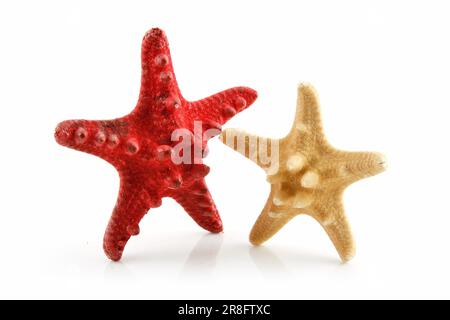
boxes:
[220,83,386,263]
[55,28,257,261]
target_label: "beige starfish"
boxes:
[219,83,386,262]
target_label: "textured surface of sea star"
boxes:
[220,83,385,262]
[54,28,257,261]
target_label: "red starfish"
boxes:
[54,28,257,261]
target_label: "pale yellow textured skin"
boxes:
[220,83,386,262]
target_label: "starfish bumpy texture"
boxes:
[220,83,386,262]
[54,28,257,261]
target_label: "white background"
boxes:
[0,0,449,299]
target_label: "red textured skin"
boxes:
[54,28,257,261]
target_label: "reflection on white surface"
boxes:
[181,233,224,276]
[2,226,447,299]
[104,259,134,280]
[248,246,291,277]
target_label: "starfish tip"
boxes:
[144,27,166,39]
[207,220,223,233]
[249,232,264,246]
[212,226,224,233]
[103,245,123,262]
[55,119,84,147]
[240,86,258,102]
[230,87,258,113]
[298,82,317,95]
[142,27,168,49]
[375,152,388,171]
[340,251,355,264]
[54,120,69,146]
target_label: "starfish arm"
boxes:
[170,179,223,233]
[287,83,329,151]
[307,192,355,262]
[219,128,279,170]
[103,182,156,261]
[320,150,387,187]
[137,28,183,106]
[249,188,297,245]
[185,87,257,134]
[55,118,133,167]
